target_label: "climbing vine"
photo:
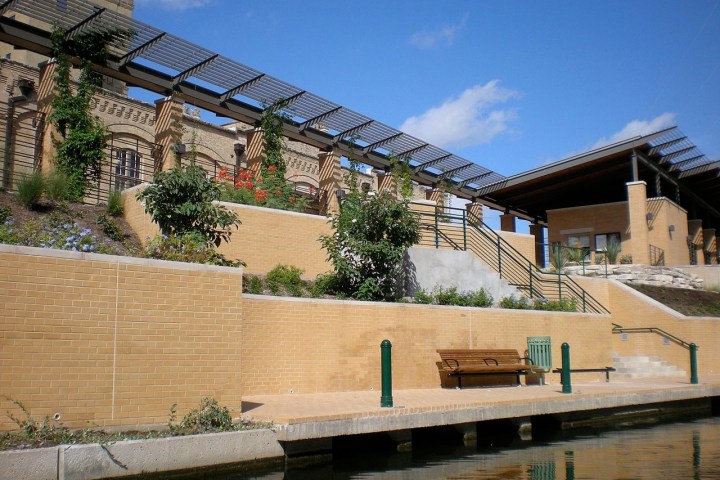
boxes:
[260,100,290,176]
[48,26,133,201]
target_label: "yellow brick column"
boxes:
[687,219,703,265]
[702,228,716,265]
[244,127,265,179]
[529,223,546,267]
[154,96,185,171]
[466,200,484,225]
[37,60,58,174]
[626,181,650,265]
[318,149,342,215]
[426,187,444,207]
[500,213,516,232]
[377,171,397,198]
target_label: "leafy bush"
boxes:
[16,172,45,209]
[320,189,420,301]
[168,397,233,435]
[433,286,466,306]
[96,213,123,242]
[604,239,621,264]
[466,288,493,307]
[499,295,532,310]
[620,254,633,264]
[137,163,240,247]
[266,264,306,297]
[246,275,264,294]
[549,244,568,272]
[106,189,124,217]
[44,169,69,204]
[310,273,339,298]
[143,233,244,267]
[4,398,75,447]
[413,288,433,304]
[0,205,10,224]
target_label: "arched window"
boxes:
[113,148,141,191]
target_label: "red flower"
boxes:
[245,181,254,190]
[255,189,268,201]
[289,196,297,204]
[268,165,278,172]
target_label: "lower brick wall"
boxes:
[240,295,613,395]
[0,246,244,431]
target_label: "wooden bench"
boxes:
[551,367,616,382]
[437,349,537,389]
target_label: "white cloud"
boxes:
[590,113,676,149]
[399,80,520,149]
[408,14,468,49]
[135,0,211,10]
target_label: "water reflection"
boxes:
[199,417,720,479]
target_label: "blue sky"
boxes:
[132,0,720,179]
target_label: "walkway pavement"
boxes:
[241,375,720,441]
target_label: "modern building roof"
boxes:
[0,0,505,197]
[478,127,720,230]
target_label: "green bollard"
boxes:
[690,343,698,385]
[561,342,572,394]
[381,339,393,407]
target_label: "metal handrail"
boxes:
[611,323,696,350]
[410,202,611,314]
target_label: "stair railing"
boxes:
[611,323,697,350]
[410,202,610,314]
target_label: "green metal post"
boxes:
[558,271,562,300]
[690,343,698,384]
[582,291,586,313]
[381,339,393,407]
[434,208,439,249]
[561,342,572,394]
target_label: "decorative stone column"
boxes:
[466,200,484,225]
[154,95,185,171]
[37,60,58,174]
[687,219,703,265]
[244,127,265,179]
[318,149,342,215]
[702,228,717,265]
[529,223,546,268]
[500,213,516,233]
[626,181,650,265]
[377,171,397,198]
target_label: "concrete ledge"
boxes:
[0,429,283,480]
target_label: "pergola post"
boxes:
[702,228,716,265]
[426,186,444,207]
[318,149,342,215]
[37,60,58,175]
[154,95,185,171]
[529,223,546,268]
[244,127,265,179]
[466,200,484,225]
[687,219,703,265]
[500,213,516,233]
[626,181,650,265]
[377,170,397,198]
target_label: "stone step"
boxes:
[611,353,686,379]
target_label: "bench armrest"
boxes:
[520,356,536,366]
[443,358,460,369]
[482,358,499,366]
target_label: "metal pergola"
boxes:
[478,127,720,230]
[0,0,506,200]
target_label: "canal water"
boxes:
[199,416,720,479]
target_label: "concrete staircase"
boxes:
[612,353,686,379]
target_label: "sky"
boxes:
[130,0,720,191]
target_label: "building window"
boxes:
[114,149,141,191]
[566,234,590,262]
[595,232,621,251]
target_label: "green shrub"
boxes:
[467,288,493,307]
[310,273,338,298]
[433,286,466,306]
[0,205,11,224]
[96,213,123,242]
[620,254,633,264]
[143,233,244,267]
[244,275,264,294]
[44,169,69,204]
[106,189,124,217]
[16,172,45,209]
[4,398,75,447]
[169,397,233,435]
[499,295,532,309]
[266,264,306,297]
[136,163,240,247]
[533,298,577,312]
[413,288,433,304]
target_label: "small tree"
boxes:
[320,159,420,300]
[137,163,240,246]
